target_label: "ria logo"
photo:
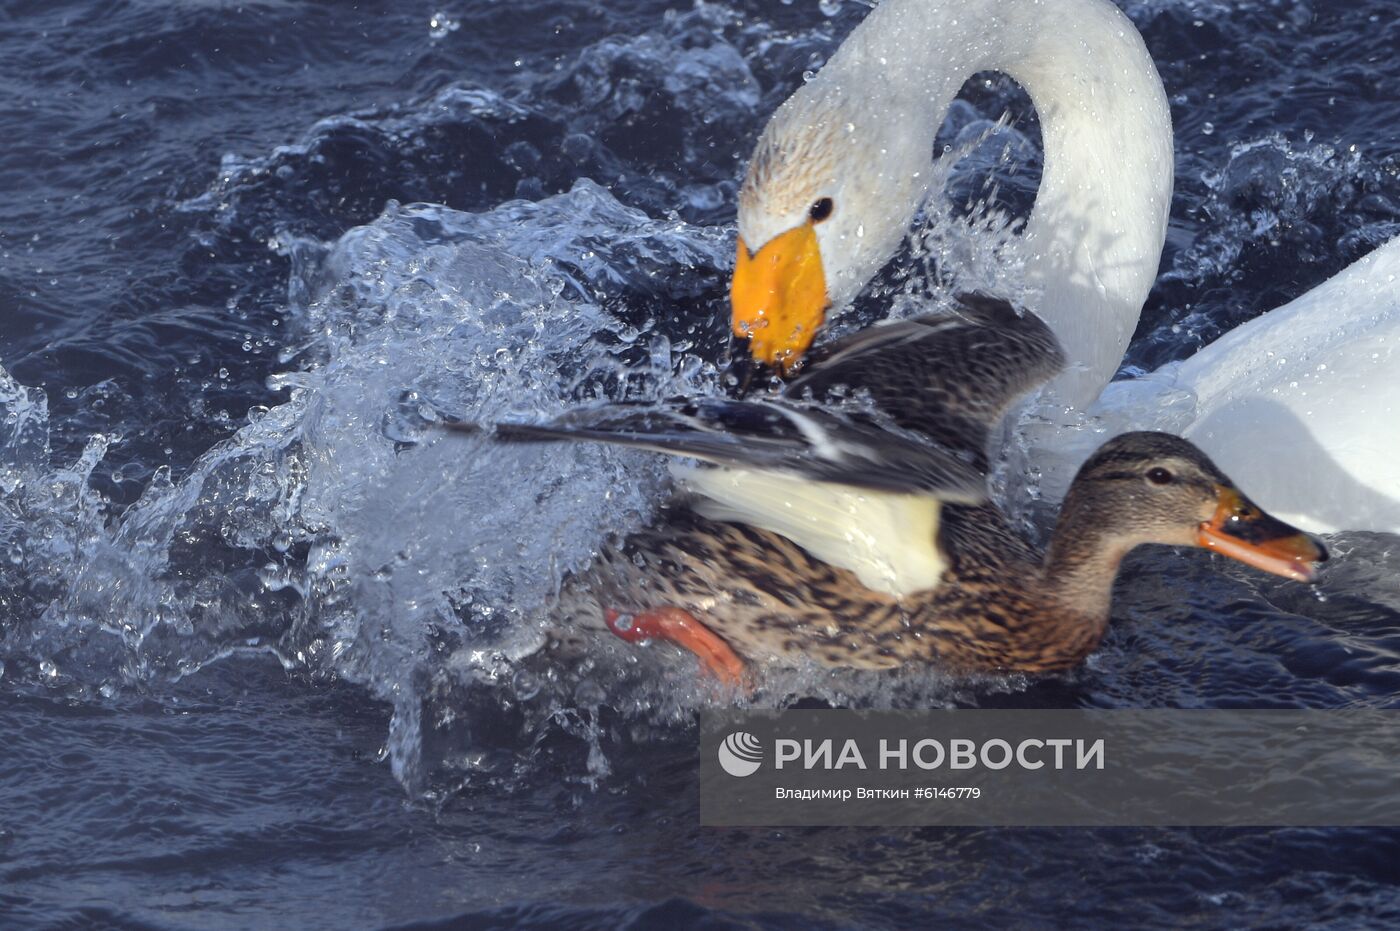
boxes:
[718,732,763,777]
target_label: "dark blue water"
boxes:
[3,1,1400,927]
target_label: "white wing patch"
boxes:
[673,463,947,599]
[768,404,858,463]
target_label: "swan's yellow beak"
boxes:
[731,224,827,373]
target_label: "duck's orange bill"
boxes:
[1195,486,1328,582]
[731,226,827,374]
[605,607,749,688]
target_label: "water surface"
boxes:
[3,0,1400,926]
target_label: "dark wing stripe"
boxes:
[788,293,1065,467]
[470,294,1058,507]
[492,398,986,502]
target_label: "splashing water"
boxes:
[0,2,849,794]
[1,179,746,787]
[1,155,1045,795]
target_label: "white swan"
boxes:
[1116,236,1400,533]
[729,0,1400,534]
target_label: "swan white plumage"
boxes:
[729,0,1400,535]
[1106,235,1400,533]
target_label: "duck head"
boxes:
[1057,431,1328,582]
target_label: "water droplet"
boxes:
[428,11,460,39]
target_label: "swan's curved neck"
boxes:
[824,0,1173,407]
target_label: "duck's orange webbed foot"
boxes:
[605,607,748,689]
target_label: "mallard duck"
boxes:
[727,0,1400,534]
[470,297,1326,684]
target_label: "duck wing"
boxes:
[787,293,1065,472]
[489,396,985,503]
[467,294,1061,598]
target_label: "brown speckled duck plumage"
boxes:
[475,296,1326,677]
[555,432,1324,674]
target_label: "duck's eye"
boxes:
[809,197,834,223]
[1146,467,1174,486]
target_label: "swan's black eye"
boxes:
[809,197,834,223]
[1146,467,1174,486]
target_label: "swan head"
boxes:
[732,85,929,372]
